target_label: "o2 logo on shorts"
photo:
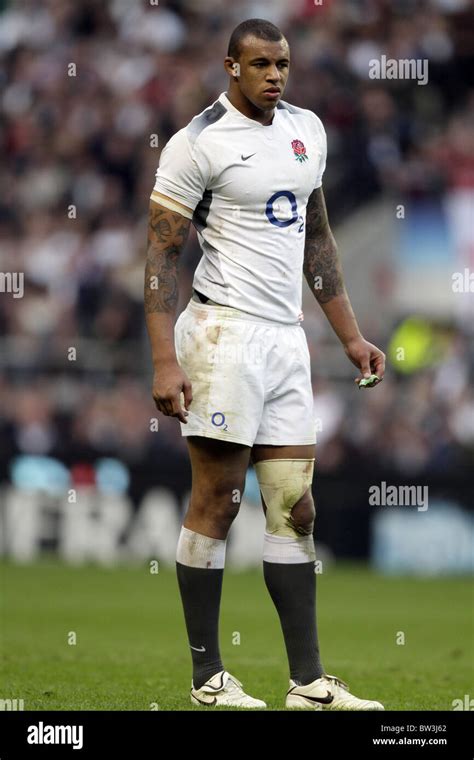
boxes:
[211,412,228,431]
[266,190,304,233]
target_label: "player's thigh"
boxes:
[187,435,251,498]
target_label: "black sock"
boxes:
[176,561,224,689]
[263,560,324,685]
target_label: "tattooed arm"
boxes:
[303,187,359,343]
[144,198,193,421]
[303,188,385,385]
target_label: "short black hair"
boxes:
[227,18,284,60]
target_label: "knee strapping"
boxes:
[253,458,315,538]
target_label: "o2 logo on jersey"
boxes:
[211,412,228,431]
[266,191,304,233]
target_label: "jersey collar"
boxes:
[218,91,277,128]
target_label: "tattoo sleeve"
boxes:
[144,202,191,314]
[303,187,345,304]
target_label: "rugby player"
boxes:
[145,18,385,710]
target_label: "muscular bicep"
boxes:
[145,199,192,313]
[148,197,192,250]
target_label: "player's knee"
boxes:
[212,499,241,529]
[191,478,243,526]
[289,489,315,536]
[253,458,315,539]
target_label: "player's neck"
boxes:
[225,87,274,126]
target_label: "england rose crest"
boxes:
[291,139,308,162]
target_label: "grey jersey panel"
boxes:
[186,101,227,146]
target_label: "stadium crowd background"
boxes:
[0,0,473,560]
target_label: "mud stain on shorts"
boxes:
[206,323,222,344]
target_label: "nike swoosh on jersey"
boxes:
[190,645,206,652]
[241,153,256,161]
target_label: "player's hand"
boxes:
[152,362,193,423]
[343,336,385,388]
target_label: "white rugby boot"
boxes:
[191,670,266,708]
[286,673,384,711]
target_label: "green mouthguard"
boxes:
[358,374,380,388]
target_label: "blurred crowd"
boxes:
[0,0,473,492]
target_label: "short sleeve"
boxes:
[312,114,327,190]
[150,129,209,219]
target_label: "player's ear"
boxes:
[224,57,240,78]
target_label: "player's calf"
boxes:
[254,458,323,686]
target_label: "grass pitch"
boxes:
[1,560,472,711]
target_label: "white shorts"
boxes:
[174,298,316,447]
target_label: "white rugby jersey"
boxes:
[151,91,327,324]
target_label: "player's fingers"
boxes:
[183,379,193,410]
[154,394,176,416]
[373,352,386,379]
[153,396,167,415]
[169,395,189,423]
[162,399,175,416]
[360,355,372,379]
